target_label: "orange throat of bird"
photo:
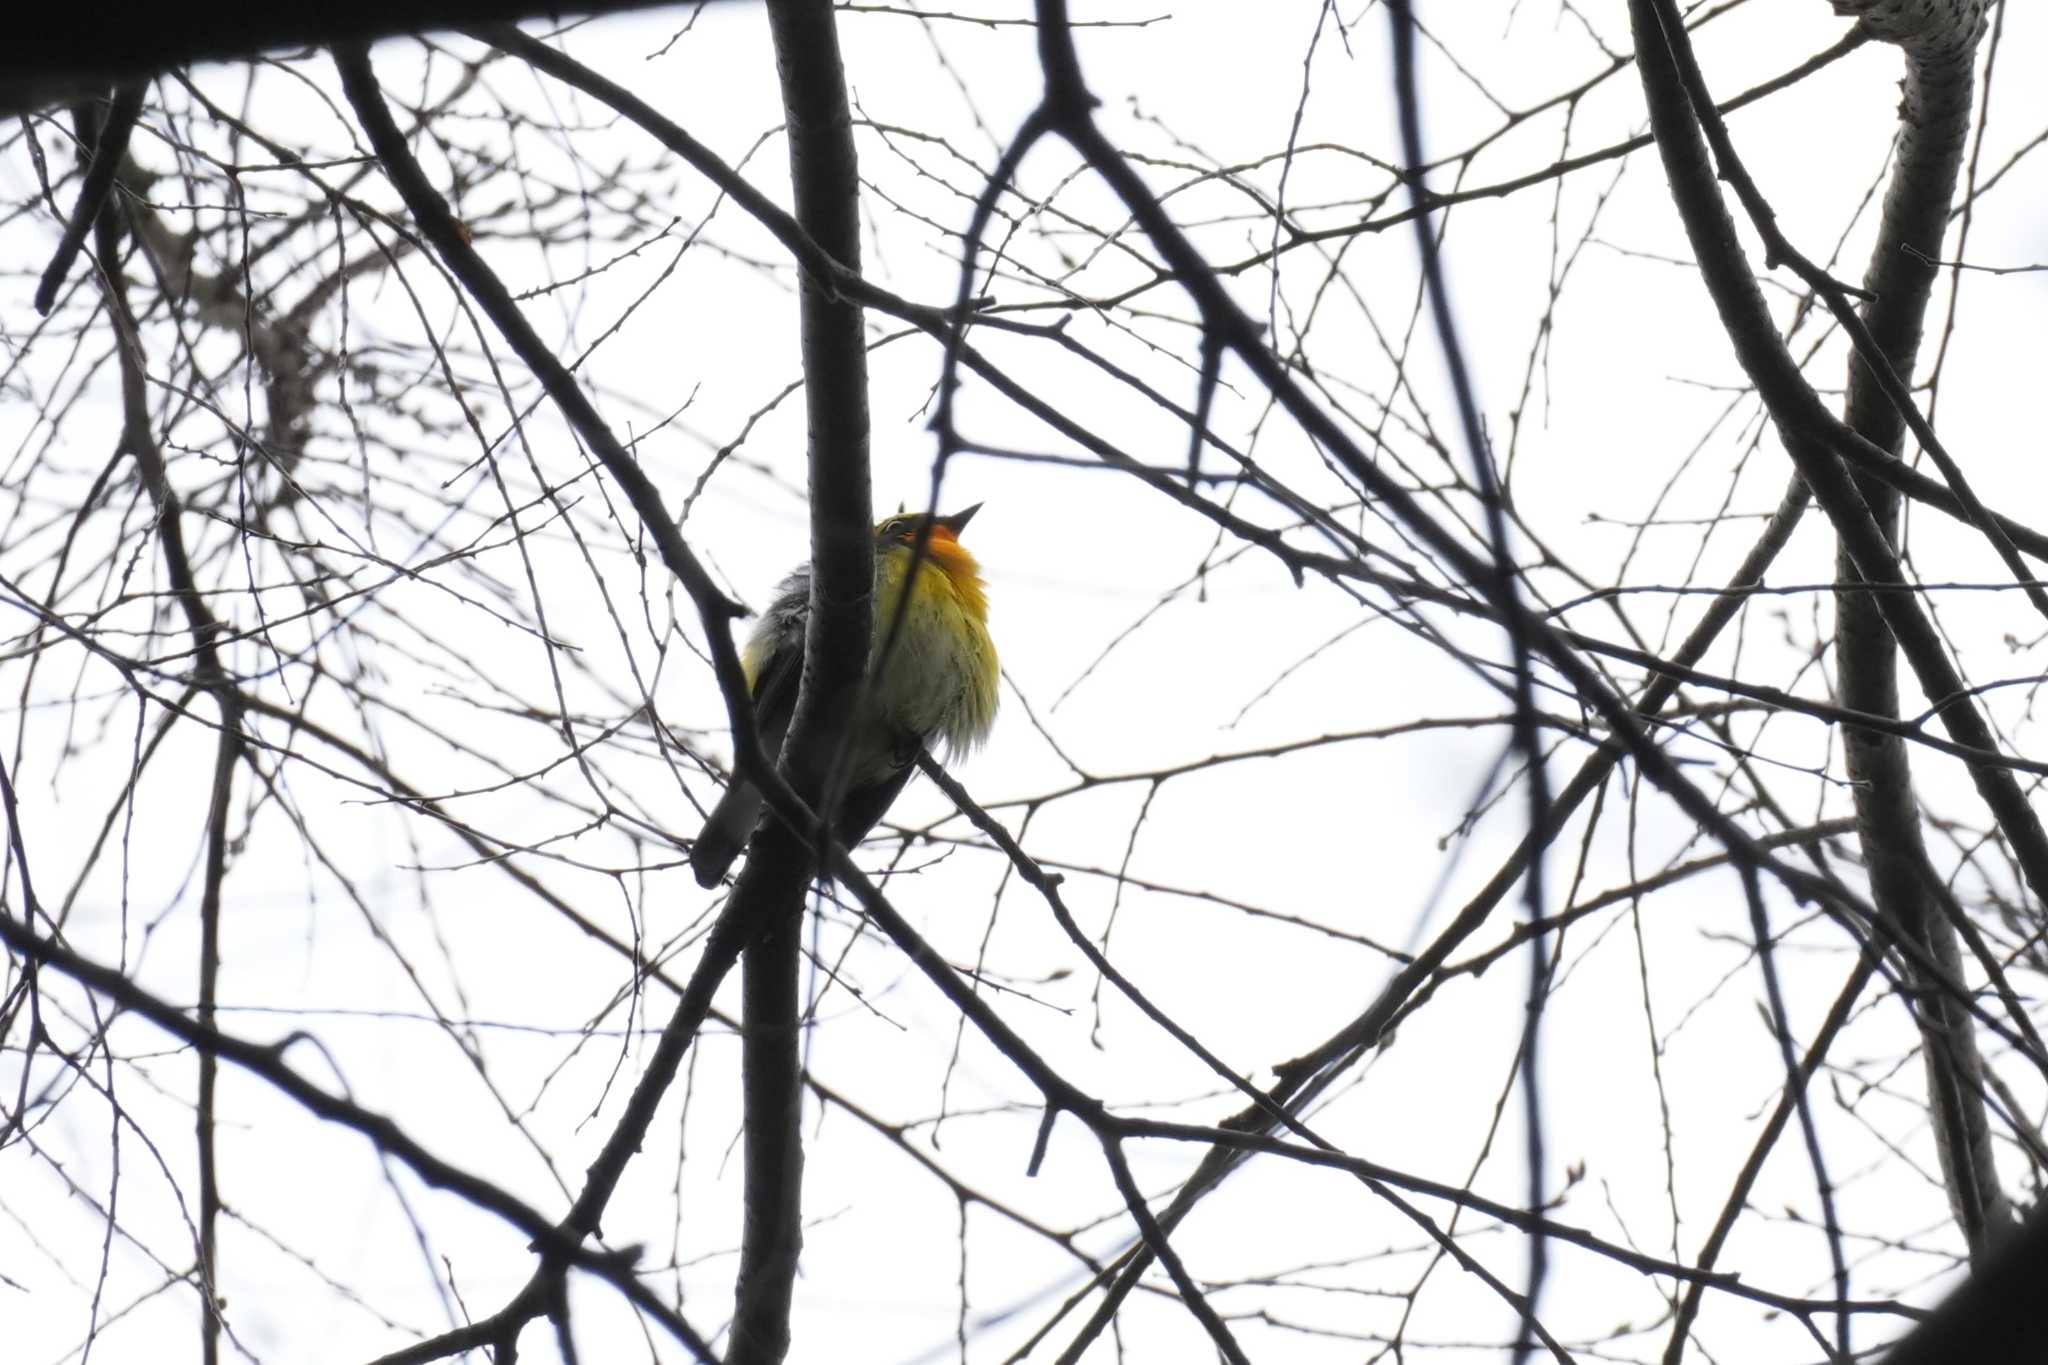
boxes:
[916,531,988,620]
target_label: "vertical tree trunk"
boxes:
[730,3,873,1362]
[1826,0,2011,1255]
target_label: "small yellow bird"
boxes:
[690,505,999,887]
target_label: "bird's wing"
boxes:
[713,564,923,869]
[831,760,915,849]
[751,614,912,856]
[690,597,807,888]
[749,627,803,765]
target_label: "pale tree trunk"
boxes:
[1825,0,2013,1257]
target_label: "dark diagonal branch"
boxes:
[1632,0,2019,1293]
[478,23,2048,583]
[18,12,2046,1363]
[364,898,756,1365]
[996,2,1923,1348]
[1623,0,2048,914]
[0,912,719,1361]
[330,46,751,740]
[34,82,142,314]
[332,41,775,1363]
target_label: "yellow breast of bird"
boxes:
[869,542,999,761]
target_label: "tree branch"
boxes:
[0,3,705,117]
[90,109,246,1359]
[730,4,874,1362]
[1818,0,2014,1257]
[0,911,720,1361]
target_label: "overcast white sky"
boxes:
[6,2,2048,1362]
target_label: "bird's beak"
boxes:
[935,503,981,535]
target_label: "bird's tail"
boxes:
[690,779,764,887]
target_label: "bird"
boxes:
[690,505,999,888]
